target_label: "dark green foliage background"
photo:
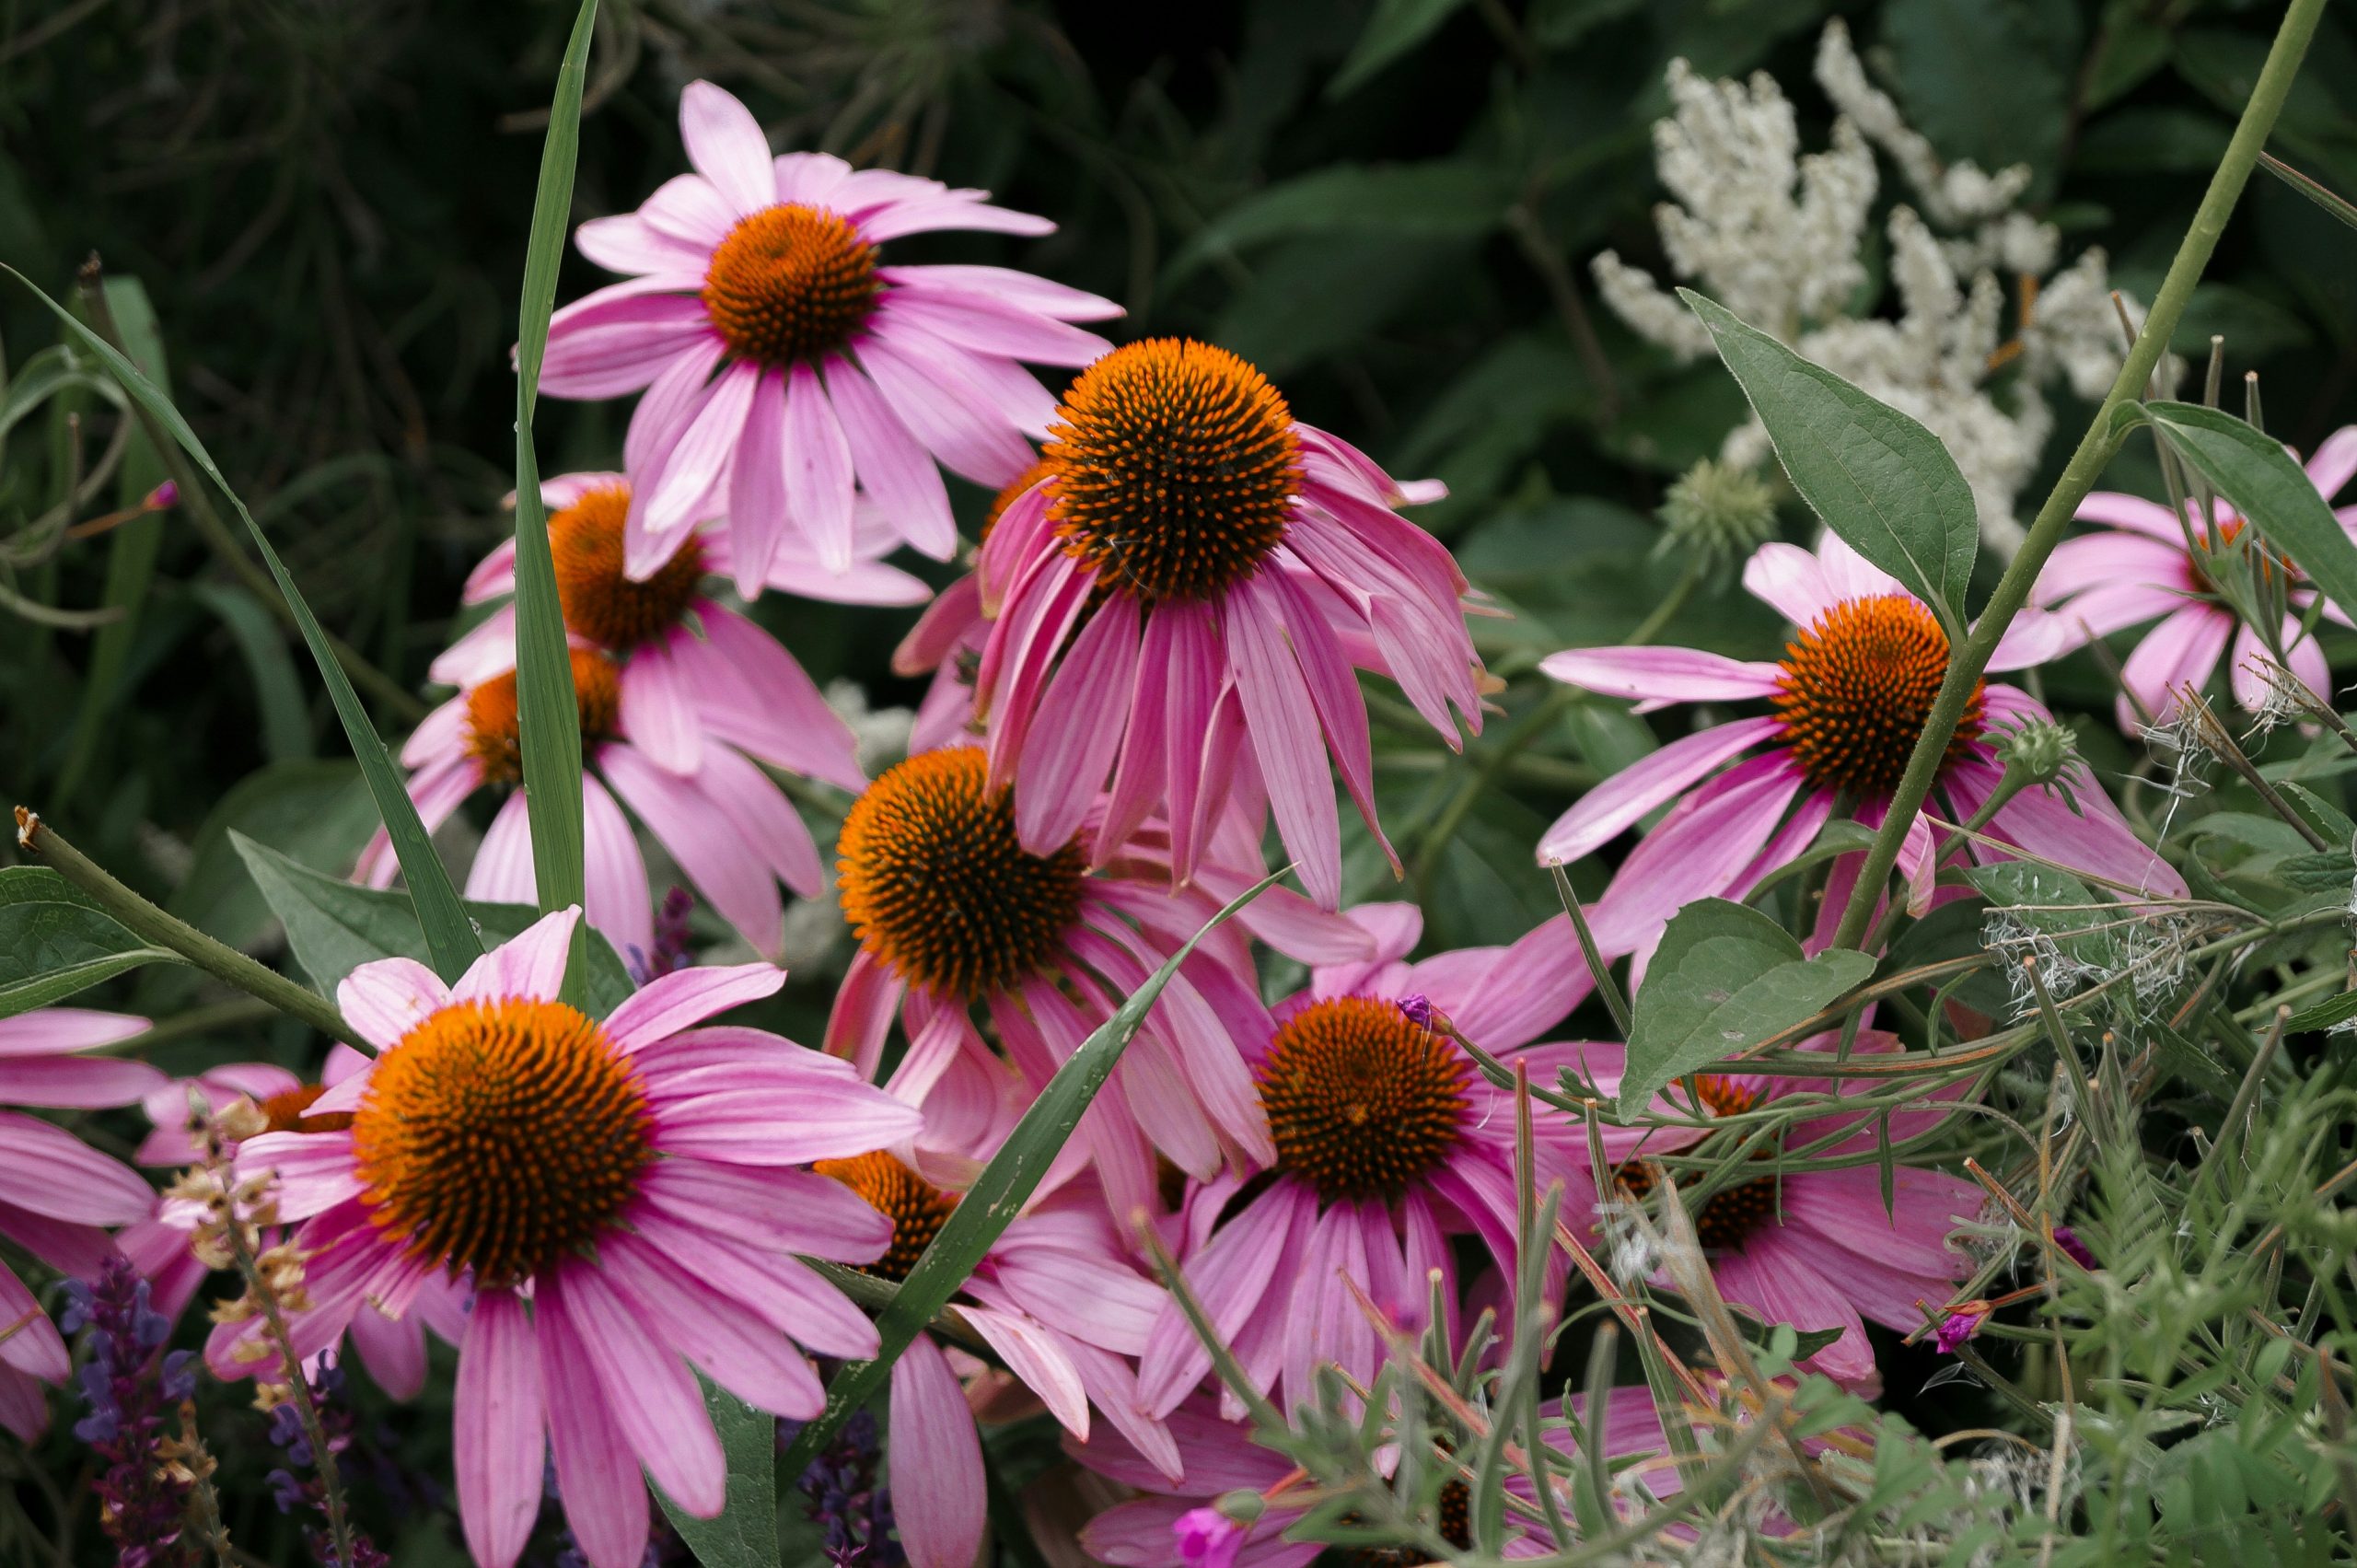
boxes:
[2,0,2356,1558]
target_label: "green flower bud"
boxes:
[1994,716,2076,786]
[1216,1489,1266,1525]
[1657,459,1779,574]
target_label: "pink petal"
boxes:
[1741,540,1838,628]
[619,640,703,774]
[879,264,1122,322]
[888,1333,989,1568]
[598,1236,825,1418]
[640,362,761,546]
[0,1008,148,1056]
[784,364,857,573]
[546,1266,724,1517]
[692,744,826,900]
[602,744,784,956]
[1539,645,1783,706]
[1016,591,1141,854]
[677,81,777,216]
[821,357,957,560]
[538,1288,653,1568]
[677,607,867,792]
[456,1290,547,1568]
[600,962,785,1052]
[1537,715,1781,866]
[1226,587,1342,909]
[582,774,656,966]
[726,371,790,597]
[854,333,1033,487]
[958,1305,1090,1434]
[454,906,582,1005]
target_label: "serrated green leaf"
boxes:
[0,865,183,1018]
[508,0,598,985]
[2282,990,2357,1035]
[1679,289,1979,626]
[230,832,634,1018]
[2145,400,2357,627]
[778,871,1283,1475]
[1619,899,1875,1114]
[658,1376,778,1568]
[0,263,484,983]
[1328,0,1474,99]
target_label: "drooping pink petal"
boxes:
[602,744,784,956]
[0,1008,149,1057]
[640,362,762,545]
[545,1266,724,1517]
[1225,587,1343,909]
[619,639,703,774]
[598,1236,826,1419]
[1539,645,1783,707]
[855,333,1034,486]
[2074,490,2187,539]
[784,364,857,572]
[537,1287,653,1568]
[1016,591,1142,854]
[726,371,791,598]
[2113,603,2234,731]
[677,606,866,792]
[582,774,656,966]
[455,1290,546,1568]
[821,357,958,560]
[888,1333,990,1568]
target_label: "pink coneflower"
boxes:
[1539,533,2185,962]
[1570,1030,1981,1390]
[811,1086,1179,1568]
[2034,426,2357,730]
[0,1007,163,1439]
[973,339,1484,909]
[1137,904,1591,1422]
[826,744,1373,1216]
[542,80,1119,578]
[1072,1398,1318,1568]
[206,908,923,1568]
[892,460,1049,755]
[118,1052,460,1399]
[362,477,870,962]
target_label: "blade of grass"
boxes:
[777,869,1287,1473]
[509,0,598,987]
[1,264,484,982]
[2258,150,2357,231]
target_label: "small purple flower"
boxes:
[143,480,180,510]
[2053,1225,2096,1270]
[64,1260,198,1566]
[1933,1303,1991,1355]
[1397,993,1436,1030]
[1174,1506,1245,1568]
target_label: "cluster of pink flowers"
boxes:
[9,75,2285,1568]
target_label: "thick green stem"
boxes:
[14,808,360,1048]
[1829,0,2328,950]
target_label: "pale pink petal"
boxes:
[888,1333,989,1568]
[822,357,958,560]
[2306,426,2357,501]
[676,607,866,791]
[455,1291,546,1568]
[336,958,452,1052]
[638,172,736,249]
[854,333,1033,487]
[1226,589,1342,909]
[2075,490,2187,538]
[453,906,581,1004]
[1539,645,1783,706]
[598,1236,825,1418]
[602,744,784,956]
[677,82,777,216]
[427,603,520,687]
[959,1305,1090,1434]
[466,793,538,908]
[1742,540,1839,627]
[879,264,1122,322]
[575,215,710,277]
[1537,715,1781,865]
[582,774,656,967]
[619,639,703,774]
[641,362,762,547]
[726,372,790,597]
[601,962,785,1052]
[0,1009,149,1056]
[781,364,857,572]
[691,744,826,899]
[2115,603,2233,730]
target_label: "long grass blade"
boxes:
[777,870,1286,1474]
[0,264,484,981]
[509,0,600,980]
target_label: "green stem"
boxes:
[14,809,360,1048]
[1829,0,2328,949]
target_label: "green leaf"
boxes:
[2283,990,2357,1035]
[1679,289,1979,627]
[229,832,635,1018]
[189,584,313,763]
[0,263,485,983]
[2144,400,2357,626]
[56,275,172,800]
[507,0,599,971]
[1328,0,1474,99]
[1171,162,1515,283]
[778,871,1283,1475]
[168,761,377,954]
[657,1376,778,1568]
[0,866,184,1018]
[1618,899,1875,1115]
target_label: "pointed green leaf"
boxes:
[1680,289,1979,626]
[0,264,483,982]
[1619,898,1874,1115]
[229,833,634,1018]
[658,1376,779,1568]
[777,871,1284,1476]
[509,0,600,970]
[0,866,184,1018]
[2259,150,2357,233]
[2144,399,2357,627]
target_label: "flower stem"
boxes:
[13,808,361,1048]
[1828,0,2328,950]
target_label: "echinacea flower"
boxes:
[825,744,1373,1214]
[364,480,871,960]
[1138,904,1590,1421]
[1539,532,2185,962]
[2034,426,2357,730]
[118,1051,461,1399]
[812,1073,1178,1568]
[0,1007,163,1439]
[1572,1029,1981,1390]
[208,908,923,1568]
[542,80,1119,579]
[974,338,1484,908]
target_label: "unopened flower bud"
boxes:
[1934,1301,1991,1354]
[1215,1490,1266,1525]
[1657,458,1778,574]
[142,480,180,511]
[1994,716,2075,787]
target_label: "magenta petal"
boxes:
[1226,588,1343,909]
[1016,591,1141,853]
[456,1290,546,1568]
